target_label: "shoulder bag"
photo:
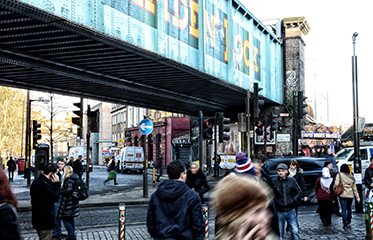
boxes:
[334,173,344,196]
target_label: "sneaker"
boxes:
[336,212,343,217]
[114,183,119,185]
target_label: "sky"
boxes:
[244,0,372,126]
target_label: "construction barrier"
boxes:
[203,204,209,240]
[365,202,373,240]
[118,203,126,240]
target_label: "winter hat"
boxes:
[234,152,256,175]
[276,163,288,170]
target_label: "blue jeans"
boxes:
[278,209,300,240]
[339,197,353,226]
[52,198,62,236]
[62,218,76,240]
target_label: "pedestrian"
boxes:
[147,160,204,239]
[287,159,308,204]
[0,168,21,240]
[73,155,83,179]
[316,147,324,158]
[104,156,118,185]
[334,164,360,228]
[324,161,342,217]
[310,148,318,157]
[30,163,61,240]
[325,148,338,174]
[212,153,221,177]
[186,162,210,204]
[252,157,280,237]
[272,163,302,240]
[315,167,333,226]
[212,173,279,240]
[58,165,80,240]
[67,156,74,167]
[52,159,68,240]
[6,156,16,182]
[234,152,256,175]
[364,157,373,192]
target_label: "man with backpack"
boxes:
[104,156,118,185]
[7,156,16,182]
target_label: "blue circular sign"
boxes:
[139,119,153,135]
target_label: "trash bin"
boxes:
[365,202,373,239]
[17,158,25,175]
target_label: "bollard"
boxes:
[153,167,156,187]
[203,204,209,240]
[366,202,373,240]
[118,203,126,240]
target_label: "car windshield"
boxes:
[336,149,352,160]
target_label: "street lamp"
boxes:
[25,90,50,186]
[351,32,363,213]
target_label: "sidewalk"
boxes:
[9,170,368,239]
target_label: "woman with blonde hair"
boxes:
[58,165,80,240]
[213,173,278,240]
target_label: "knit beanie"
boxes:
[234,152,256,175]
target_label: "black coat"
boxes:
[147,179,204,240]
[30,174,60,230]
[0,203,21,240]
[58,173,80,219]
[272,176,302,212]
[292,170,308,198]
[73,160,83,176]
[186,169,210,202]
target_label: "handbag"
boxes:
[334,174,344,196]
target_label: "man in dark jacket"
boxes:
[30,163,61,240]
[73,155,83,179]
[6,156,16,182]
[147,160,204,240]
[272,163,302,240]
[365,157,373,189]
[325,148,338,174]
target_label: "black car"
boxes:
[266,156,326,203]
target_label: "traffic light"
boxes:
[72,98,83,138]
[253,83,265,119]
[255,121,263,136]
[32,120,41,149]
[88,105,99,132]
[218,113,230,142]
[298,91,308,119]
[270,111,279,138]
[202,118,214,140]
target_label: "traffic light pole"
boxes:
[246,89,251,158]
[264,116,267,158]
[214,112,218,177]
[25,90,31,186]
[293,91,298,156]
[199,111,203,170]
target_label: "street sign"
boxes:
[139,119,153,135]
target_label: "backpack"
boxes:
[72,179,89,201]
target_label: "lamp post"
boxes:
[25,90,50,186]
[352,32,363,213]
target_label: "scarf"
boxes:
[288,168,297,177]
[320,167,333,194]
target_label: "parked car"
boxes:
[266,156,326,203]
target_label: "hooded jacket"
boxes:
[334,172,360,201]
[58,173,80,219]
[147,179,204,240]
[30,174,61,230]
[271,176,302,212]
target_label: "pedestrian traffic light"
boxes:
[298,91,308,119]
[32,120,41,149]
[218,113,230,143]
[202,118,214,140]
[270,111,279,139]
[72,98,83,138]
[253,83,265,119]
[255,121,263,136]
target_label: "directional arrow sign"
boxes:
[139,119,153,135]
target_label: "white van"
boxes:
[120,147,144,173]
[68,146,87,171]
[335,146,373,177]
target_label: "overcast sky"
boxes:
[244,0,371,126]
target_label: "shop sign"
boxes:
[173,138,191,145]
[277,134,291,142]
[118,139,125,148]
